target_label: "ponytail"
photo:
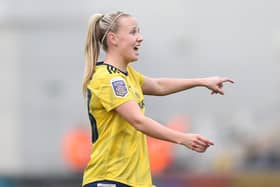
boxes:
[82,11,130,97]
[82,14,103,97]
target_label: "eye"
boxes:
[129,27,140,35]
[130,29,137,35]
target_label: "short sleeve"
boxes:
[92,75,137,112]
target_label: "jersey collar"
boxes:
[96,61,128,76]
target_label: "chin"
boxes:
[127,57,138,63]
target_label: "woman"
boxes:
[82,11,234,187]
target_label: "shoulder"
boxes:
[127,65,144,85]
[89,64,126,88]
[127,65,143,76]
[127,64,136,73]
[93,63,117,79]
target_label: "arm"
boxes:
[115,101,214,153]
[142,76,234,96]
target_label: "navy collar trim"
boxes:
[96,61,128,76]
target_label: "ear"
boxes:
[107,32,118,46]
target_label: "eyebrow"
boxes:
[130,26,139,30]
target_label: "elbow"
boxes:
[157,91,168,96]
[129,115,146,132]
[155,83,167,96]
[153,80,168,96]
[154,88,168,96]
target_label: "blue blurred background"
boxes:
[1,0,280,186]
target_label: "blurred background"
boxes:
[1,0,280,186]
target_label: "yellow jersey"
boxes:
[82,62,155,187]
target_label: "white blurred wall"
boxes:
[0,28,21,174]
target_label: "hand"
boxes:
[182,133,214,153]
[204,77,234,95]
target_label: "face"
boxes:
[111,16,144,63]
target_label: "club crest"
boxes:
[110,77,128,97]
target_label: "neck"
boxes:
[104,53,129,72]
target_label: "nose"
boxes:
[137,33,144,43]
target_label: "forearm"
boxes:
[133,115,186,144]
[116,101,214,152]
[156,78,206,95]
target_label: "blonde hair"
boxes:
[82,11,130,96]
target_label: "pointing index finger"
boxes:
[222,78,235,84]
[198,136,214,146]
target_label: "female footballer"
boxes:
[82,11,234,187]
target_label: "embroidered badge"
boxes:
[111,77,128,97]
